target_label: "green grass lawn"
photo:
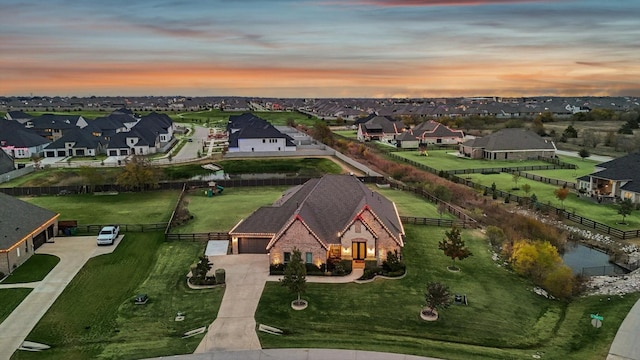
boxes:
[0,254,60,284]
[256,225,640,359]
[173,186,288,233]
[21,190,179,224]
[0,289,33,325]
[370,186,456,219]
[12,232,223,360]
[393,150,551,171]
[465,172,640,229]
[334,130,358,139]
[525,156,600,183]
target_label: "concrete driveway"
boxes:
[0,235,123,360]
[195,254,269,353]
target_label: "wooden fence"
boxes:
[399,216,474,228]
[70,223,168,235]
[165,232,231,241]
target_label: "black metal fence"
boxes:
[68,223,168,235]
[165,232,231,241]
[581,265,627,277]
[400,216,474,228]
[518,172,577,189]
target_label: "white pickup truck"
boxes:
[97,225,120,245]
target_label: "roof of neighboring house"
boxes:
[0,150,14,175]
[0,121,50,147]
[462,128,556,151]
[139,112,173,130]
[92,116,127,131]
[5,111,33,120]
[107,127,157,149]
[0,192,58,251]
[413,120,464,138]
[231,175,404,246]
[44,128,107,150]
[29,114,83,129]
[360,115,403,135]
[590,153,640,182]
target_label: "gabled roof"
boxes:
[0,150,14,175]
[227,113,295,147]
[0,192,58,251]
[360,115,403,135]
[29,114,82,130]
[412,120,464,138]
[0,121,50,147]
[92,116,127,131]
[139,112,172,129]
[107,127,157,149]
[590,153,640,182]
[5,111,32,120]
[231,175,404,246]
[44,128,107,150]
[462,128,555,151]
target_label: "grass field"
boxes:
[173,186,288,233]
[0,254,60,284]
[21,191,179,224]
[256,225,640,359]
[465,172,640,229]
[12,233,223,360]
[524,156,600,182]
[371,186,456,219]
[393,150,551,171]
[0,289,33,325]
[333,130,358,139]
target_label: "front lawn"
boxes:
[0,254,60,284]
[465,172,640,229]
[13,232,223,360]
[173,186,288,233]
[21,190,179,224]
[393,150,550,171]
[256,225,639,359]
[0,289,33,325]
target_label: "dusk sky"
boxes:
[1,0,639,98]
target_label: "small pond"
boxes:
[562,242,626,276]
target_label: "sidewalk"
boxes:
[152,348,443,360]
[608,297,640,360]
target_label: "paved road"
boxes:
[555,149,613,163]
[0,235,123,360]
[608,298,640,360]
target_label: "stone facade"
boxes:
[0,238,35,275]
[269,220,326,266]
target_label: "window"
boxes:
[355,222,361,233]
[306,252,313,264]
[284,252,291,263]
[262,139,266,143]
[25,242,29,253]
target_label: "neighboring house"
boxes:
[4,110,33,124]
[357,115,403,143]
[396,120,464,149]
[106,127,160,156]
[0,192,59,275]
[26,114,87,141]
[0,149,14,175]
[43,128,108,158]
[90,115,130,137]
[229,175,405,268]
[459,128,556,160]
[137,112,174,143]
[577,153,640,203]
[227,113,296,153]
[0,121,50,159]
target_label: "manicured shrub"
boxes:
[305,263,324,275]
[215,268,226,284]
[269,263,285,275]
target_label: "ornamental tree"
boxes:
[438,226,472,271]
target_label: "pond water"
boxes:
[562,242,625,276]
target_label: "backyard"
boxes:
[464,172,640,229]
[392,150,552,171]
[256,225,640,360]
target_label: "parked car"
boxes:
[97,225,120,245]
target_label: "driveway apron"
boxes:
[195,254,269,352]
[0,236,121,360]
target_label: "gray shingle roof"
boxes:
[231,175,403,245]
[462,128,555,151]
[0,192,58,251]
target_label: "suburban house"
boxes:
[137,112,174,143]
[0,192,59,275]
[0,121,50,159]
[459,128,556,160]
[395,120,465,149]
[89,115,131,138]
[4,111,33,124]
[227,113,296,153]
[106,126,160,156]
[577,153,640,204]
[26,114,88,141]
[43,128,108,158]
[356,115,404,142]
[229,174,405,268]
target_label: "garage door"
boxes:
[45,150,56,157]
[238,237,269,254]
[33,231,47,250]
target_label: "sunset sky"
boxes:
[1,0,639,98]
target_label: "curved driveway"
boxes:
[0,235,122,360]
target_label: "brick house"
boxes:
[229,175,404,268]
[0,192,59,275]
[459,128,556,160]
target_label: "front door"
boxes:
[352,242,366,260]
